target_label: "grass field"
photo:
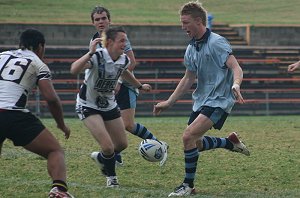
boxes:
[1,116,300,197]
[0,0,299,24]
[0,1,299,197]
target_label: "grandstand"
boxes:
[0,23,299,116]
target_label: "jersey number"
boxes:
[0,55,31,83]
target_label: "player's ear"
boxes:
[36,43,45,59]
[106,38,112,47]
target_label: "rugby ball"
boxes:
[138,139,164,162]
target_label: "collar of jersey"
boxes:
[189,28,211,45]
[101,48,125,64]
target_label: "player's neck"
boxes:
[107,49,120,62]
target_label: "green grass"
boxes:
[1,116,300,197]
[0,0,299,24]
[1,1,299,197]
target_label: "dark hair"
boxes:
[105,26,126,41]
[91,6,111,21]
[19,28,45,51]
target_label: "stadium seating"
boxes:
[0,23,299,116]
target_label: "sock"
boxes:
[200,136,233,151]
[131,123,157,140]
[52,180,68,192]
[114,151,122,162]
[183,148,199,188]
[99,152,116,176]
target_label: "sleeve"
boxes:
[184,45,197,71]
[124,36,133,53]
[212,37,232,68]
[35,58,52,81]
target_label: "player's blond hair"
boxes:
[179,1,207,26]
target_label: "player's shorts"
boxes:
[187,106,228,130]
[77,106,121,121]
[115,84,137,110]
[0,110,45,146]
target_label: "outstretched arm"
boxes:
[226,55,245,104]
[287,60,300,73]
[153,69,196,115]
[38,79,71,139]
[121,70,151,92]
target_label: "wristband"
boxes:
[233,79,241,85]
[88,52,94,57]
[137,84,143,89]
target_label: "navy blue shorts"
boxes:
[187,106,228,130]
[0,110,45,146]
[115,84,137,110]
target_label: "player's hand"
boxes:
[140,84,152,92]
[232,84,245,104]
[89,38,102,54]
[287,61,300,73]
[57,124,71,139]
[153,100,170,116]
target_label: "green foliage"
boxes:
[0,0,299,24]
[1,116,300,197]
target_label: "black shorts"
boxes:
[77,106,121,121]
[115,84,137,110]
[0,110,45,146]
[187,106,228,130]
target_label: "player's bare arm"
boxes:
[226,55,245,104]
[121,70,151,91]
[153,70,196,115]
[125,50,137,72]
[287,60,300,73]
[70,38,102,75]
[38,79,71,139]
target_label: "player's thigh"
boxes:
[104,117,128,150]
[185,113,214,139]
[23,128,62,159]
[83,114,114,150]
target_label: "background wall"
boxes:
[1,23,300,47]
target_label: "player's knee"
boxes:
[182,130,192,144]
[46,147,65,160]
[124,123,134,132]
[182,128,197,146]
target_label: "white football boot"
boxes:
[227,132,250,156]
[106,176,119,188]
[168,183,195,197]
[48,187,75,198]
[159,141,169,166]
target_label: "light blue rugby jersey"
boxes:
[184,29,236,113]
[118,37,138,94]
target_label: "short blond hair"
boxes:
[179,1,207,25]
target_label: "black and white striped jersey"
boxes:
[0,49,51,112]
[76,48,130,111]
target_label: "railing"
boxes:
[28,56,300,116]
[29,80,300,116]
